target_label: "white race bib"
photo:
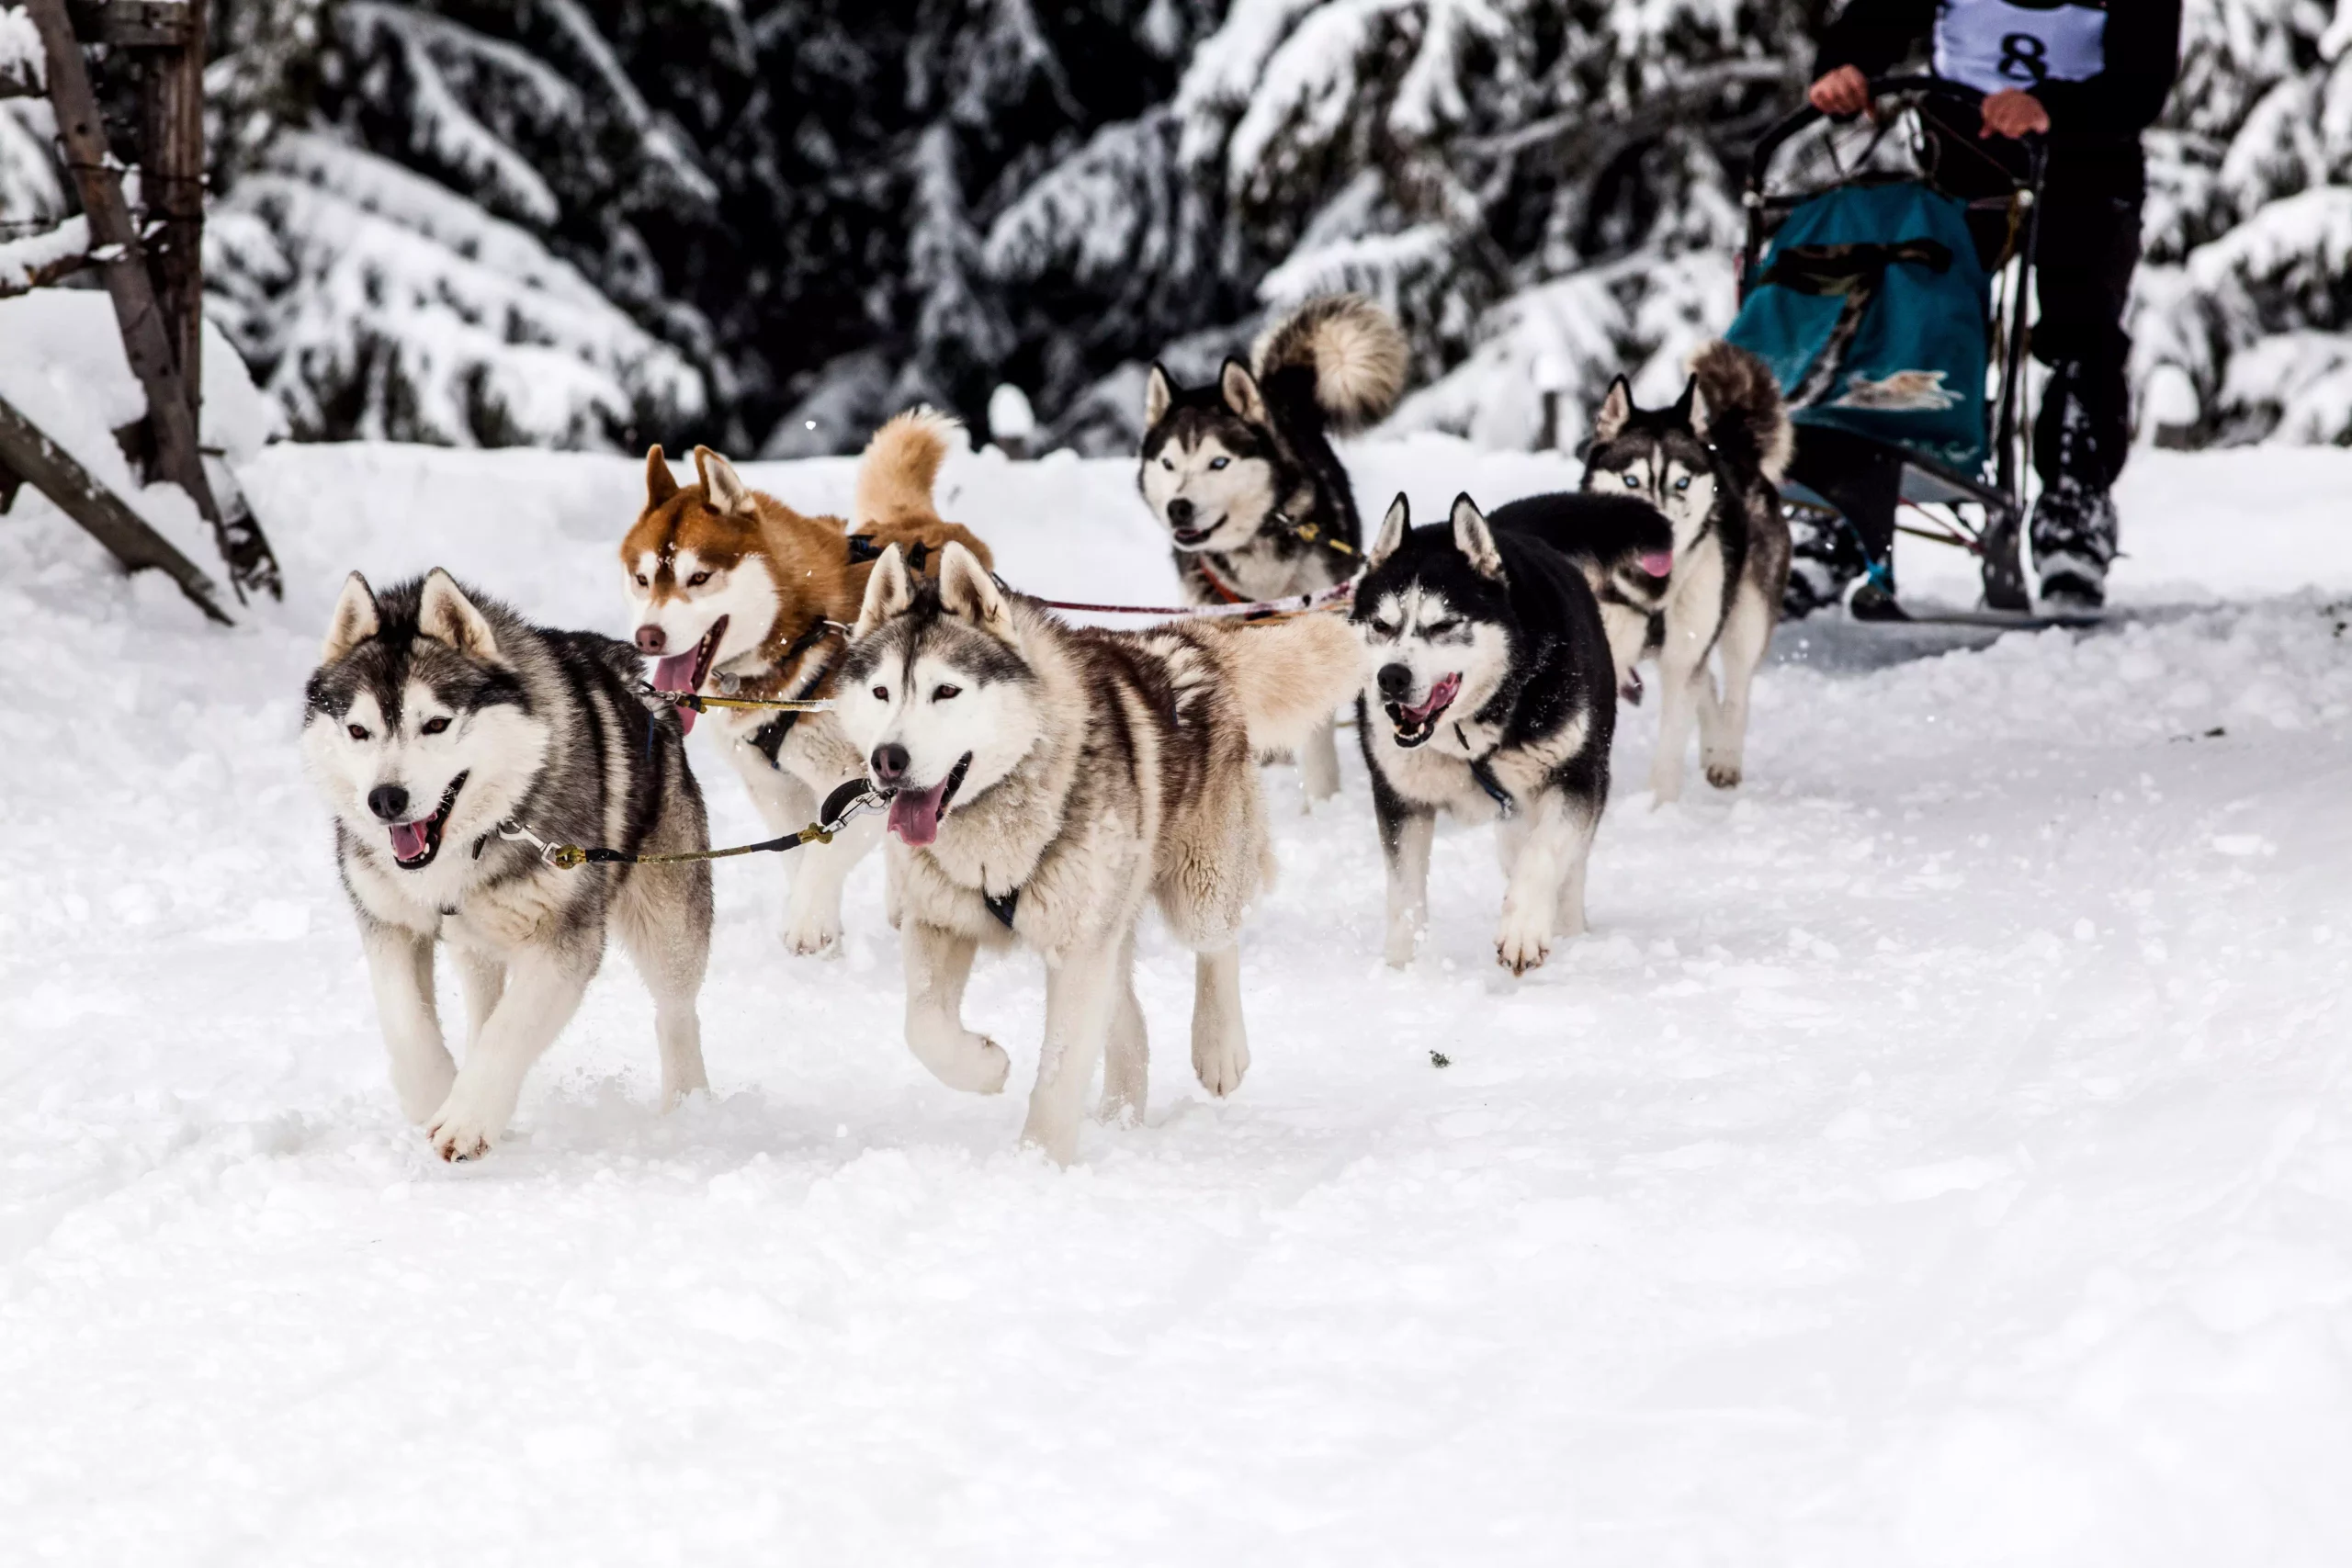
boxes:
[1934,0,2107,96]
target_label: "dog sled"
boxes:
[1731,75,2078,626]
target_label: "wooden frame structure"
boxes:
[0,0,280,622]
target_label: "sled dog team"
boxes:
[303,296,1794,1165]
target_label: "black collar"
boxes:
[1453,721,1517,818]
[984,887,1019,930]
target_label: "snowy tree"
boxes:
[2133,0,2352,446]
[995,0,1814,452]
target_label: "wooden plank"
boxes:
[67,0,194,48]
[141,0,205,426]
[25,0,282,604]
[0,389,234,625]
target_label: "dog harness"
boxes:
[744,616,843,763]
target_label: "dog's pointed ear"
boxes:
[1592,377,1634,443]
[1450,494,1504,581]
[417,569,501,662]
[1685,376,1714,442]
[938,542,1013,639]
[1145,363,1174,429]
[694,445,756,517]
[854,544,913,639]
[645,445,679,507]
[322,571,379,663]
[1219,357,1269,425]
[1670,375,1698,426]
[1368,493,1409,569]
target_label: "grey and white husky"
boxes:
[1353,494,1618,975]
[301,570,712,1160]
[1581,340,1793,802]
[1138,293,1408,800]
[834,543,1362,1164]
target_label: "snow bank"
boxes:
[6,435,2352,1562]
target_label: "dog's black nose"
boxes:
[634,625,666,654]
[368,784,410,822]
[1376,663,1413,701]
[1165,498,1194,527]
[871,743,910,784]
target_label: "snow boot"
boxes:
[2030,479,2117,612]
[1784,505,1871,619]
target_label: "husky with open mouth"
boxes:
[301,570,713,1161]
[621,411,993,954]
[1581,340,1793,801]
[835,542,1363,1164]
[1138,293,1409,802]
[1352,494,1617,975]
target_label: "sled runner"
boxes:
[1732,75,2051,619]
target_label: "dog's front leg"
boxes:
[1702,586,1773,789]
[1494,794,1595,975]
[782,808,882,956]
[1297,715,1341,806]
[451,944,505,1048]
[364,922,456,1123]
[1022,938,1124,1165]
[1648,633,1710,805]
[424,942,597,1161]
[903,919,1010,1094]
[1190,943,1250,1097]
[1374,786,1435,967]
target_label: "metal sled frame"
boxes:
[1740,76,2048,612]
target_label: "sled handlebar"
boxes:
[1747,75,2046,196]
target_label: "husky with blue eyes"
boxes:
[1351,493,1618,976]
[1580,340,1793,802]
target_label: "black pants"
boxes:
[1788,141,2142,578]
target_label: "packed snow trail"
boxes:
[3,439,2350,1565]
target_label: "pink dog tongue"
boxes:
[888,780,952,847]
[651,651,699,733]
[1401,671,1461,725]
[389,820,431,862]
[1639,550,1673,578]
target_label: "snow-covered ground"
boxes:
[4,426,2351,1564]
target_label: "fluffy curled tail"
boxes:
[1688,340,1794,484]
[1252,295,1408,435]
[854,407,962,526]
[1211,612,1363,756]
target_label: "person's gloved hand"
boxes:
[1808,65,1871,118]
[1979,88,2052,140]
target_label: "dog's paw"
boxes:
[779,913,843,958]
[424,1083,511,1162]
[911,1029,1012,1095]
[1193,1033,1250,1099]
[1647,766,1685,807]
[1494,911,1552,976]
[1704,760,1743,789]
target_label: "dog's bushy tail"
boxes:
[1688,340,1794,484]
[854,407,962,526]
[1252,295,1409,435]
[1212,612,1363,756]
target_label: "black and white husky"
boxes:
[1138,293,1408,799]
[301,570,712,1161]
[1353,494,1618,976]
[1581,341,1793,802]
[834,543,1363,1163]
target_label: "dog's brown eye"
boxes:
[933,683,961,701]
[872,685,889,702]
[688,571,711,587]
[346,724,369,741]
[635,573,650,587]
[1161,457,1174,470]
[422,716,450,736]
